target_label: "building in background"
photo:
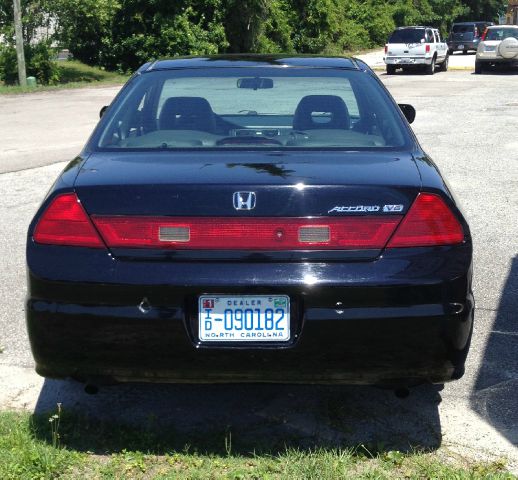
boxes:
[507,0,518,24]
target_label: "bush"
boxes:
[0,41,60,85]
[107,5,229,72]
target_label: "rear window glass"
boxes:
[452,24,475,33]
[389,29,425,43]
[486,28,518,41]
[94,67,408,151]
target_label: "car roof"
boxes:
[140,55,364,73]
[394,26,430,30]
[487,24,518,28]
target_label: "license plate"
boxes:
[458,45,464,49]
[198,295,290,342]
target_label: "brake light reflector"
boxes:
[481,28,488,41]
[384,44,388,54]
[92,216,403,250]
[387,193,464,248]
[425,44,431,53]
[33,193,104,248]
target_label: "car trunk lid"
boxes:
[74,151,422,260]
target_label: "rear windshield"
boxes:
[93,67,408,151]
[485,28,518,41]
[452,24,475,33]
[389,29,425,44]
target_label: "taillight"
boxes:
[387,193,464,248]
[92,216,402,250]
[425,44,431,53]
[33,193,104,248]
[481,28,488,41]
[384,44,388,54]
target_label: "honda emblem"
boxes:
[233,191,256,210]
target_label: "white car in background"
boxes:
[475,25,518,73]
[384,26,449,75]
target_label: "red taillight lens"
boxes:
[387,193,464,248]
[425,44,431,53]
[384,44,388,54]
[92,216,402,250]
[481,28,488,41]
[33,193,104,248]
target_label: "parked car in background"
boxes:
[384,26,449,75]
[475,25,518,73]
[447,21,494,54]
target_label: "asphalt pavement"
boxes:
[0,70,517,469]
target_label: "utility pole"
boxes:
[13,0,27,86]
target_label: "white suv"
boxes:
[475,25,518,73]
[384,26,449,75]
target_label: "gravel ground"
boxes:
[0,70,517,470]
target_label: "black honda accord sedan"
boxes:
[26,55,473,389]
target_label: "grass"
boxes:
[0,409,515,480]
[0,60,129,95]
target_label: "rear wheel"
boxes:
[448,48,453,55]
[474,60,483,74]
[425,57,436,75]
[386,65,396,75]
[439,55,449,72]
[462,49,468,55]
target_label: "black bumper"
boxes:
[448,41,478,51]
[26,244,474,385]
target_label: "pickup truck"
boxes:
[384,26,449,75]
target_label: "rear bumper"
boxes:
[26,244,474,385]
[448,41,478,51]
[384,56,432,66]
[476,54,518,65]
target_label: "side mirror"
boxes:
[398,104,416,124]
[100,105,109,118]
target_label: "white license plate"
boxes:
[198,295,290,342]
[458,45,464,49]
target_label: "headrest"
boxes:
[293,95,350,131]
[159,97,216,133]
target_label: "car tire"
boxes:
[386,65,396,75]
[425,57,435,75]
[439,55,449,72]
[474,60,483,74]
[462,49,468,55]
[448,48,453,55]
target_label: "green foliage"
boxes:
[224,0,295,53]
[49,0,121,66]
[107,2,229,71]
[0,40,59,85]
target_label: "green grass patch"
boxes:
[0,60,128,95]
[0,408,515,479]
